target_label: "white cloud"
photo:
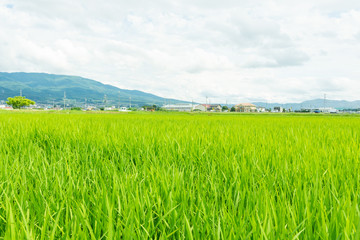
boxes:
[1,0,360,103]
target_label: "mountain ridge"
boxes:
[253,99,360,110]
[0,72,188,107]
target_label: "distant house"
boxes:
[193,104,206,111]
[143,105,157,111]
[0,105,12,110]
[105,106,116,111]
[86,106,96,111]
[194,104,222,112]
[273,107,283,112]
[119,107,129,112]
[208,104,222,112]
[234,103,256,112]
[162,104,194,112]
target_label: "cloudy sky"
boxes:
[1,0,360,103]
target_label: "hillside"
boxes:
[0,72,187,107]
[253,99,360,110]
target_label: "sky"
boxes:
[0,0,360,103]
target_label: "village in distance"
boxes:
[1,96,358,114]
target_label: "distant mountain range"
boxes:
[0,72,188,107]
[1,72,359,109]
[253,99,360,110]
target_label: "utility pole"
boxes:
[104,94,107,108]
[63,91,66,110]
[324,93,326,110]
[129,97,132,108]
[1,89,4,103]
[118,91,121,109]
[20,89,22,97]
[85,98,87,110]
[191,99,194,112]
[205,96,208,112]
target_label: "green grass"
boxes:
[0,111,360,239]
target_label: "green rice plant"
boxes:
[0,111,359,239]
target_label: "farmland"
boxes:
[0,111,360,239]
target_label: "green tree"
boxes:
[222,106,229,111]
[153,104,161,111]
[6,96,35,109]
[230,106,236,112]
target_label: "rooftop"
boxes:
[235,103,256,107]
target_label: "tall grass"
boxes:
[0,112,359,239]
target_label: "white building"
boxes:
[105,106,116,111]
[193,104,206,111]
[257,107,266,112]
[162,104,194,112]
[300,107,338,113]
[317,108,338,113]
[119,107,130,112]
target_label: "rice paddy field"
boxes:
[0,111,360,239]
